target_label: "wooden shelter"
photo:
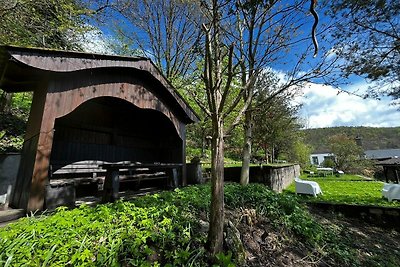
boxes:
[0,46,198,211]
[377,157,400,184]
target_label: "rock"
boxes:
[225,220,246,265]
[146,246,161,263]
[198,219,209,233]
[243,232,260,254]
[252,229,265,244]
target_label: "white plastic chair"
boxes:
[295,177,322,197]
[382,183,400,202]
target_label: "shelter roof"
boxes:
[364,149,400,160]
[376,157,400,166]
[0,45,199,123]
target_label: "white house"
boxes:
[310,148,400,166]
[310,152,335,166]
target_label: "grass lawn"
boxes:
[284,174,400,208]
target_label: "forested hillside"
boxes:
[303,126,400,153]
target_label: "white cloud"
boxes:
[79,29,115,55]
[298,81,400,128]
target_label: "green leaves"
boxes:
[0,0,89,50]
[0,187,208,266]
[0,183,365,266]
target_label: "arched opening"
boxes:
[48,97,183,201]
[51,96,182,165]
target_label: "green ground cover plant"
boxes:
[0,188,209,267]
[285,175,400,207]
[0,183,372,266]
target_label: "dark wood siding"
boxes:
[50,97,182,171]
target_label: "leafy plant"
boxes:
[214,251,235,267]
[0,189,209,266]
[1,183,391,266]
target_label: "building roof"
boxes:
[376,157,400,166]
[0,45,199,123]
[364,149,400,160]
[310,152,332,156]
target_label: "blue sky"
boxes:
[83,1,400,129]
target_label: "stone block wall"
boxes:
[0,153,21,195]
[218,164,300,192]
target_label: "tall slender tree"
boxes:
[231,0,314,185]
[197,0,325,186]
[199,0,324,255]
[200,1,234,254]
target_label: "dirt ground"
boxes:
[224,207,400,267]
[309,207,400,267]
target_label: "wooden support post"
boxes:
[384,167,389,183]
[172,168,178,188]
[103,170,119,202]
[27,129,54,211]
[181,127,187,186]
[10,87,55,212]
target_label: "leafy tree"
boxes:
[252,74,303,164]
[0,0,89,50]
[328,134,363,171]
[289,140,313,169]
[0,0,91,113]
[325,0,400,105]
[322,157,335,168]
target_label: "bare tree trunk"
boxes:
[272,145,275,163]
[201,123,209,158]
[240,109,252,185]
[208,116,225,255]
[264,145,268,164]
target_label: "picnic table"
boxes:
[100,162,182,202]
[316,167,334,177]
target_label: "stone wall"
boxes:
[218,164,300,192]
[0,153,21,195]
[308,202,400,229]
[187,162,205,184]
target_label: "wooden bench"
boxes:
[48,161,174,192]
[47,161,107,203]
[100,162,182,202]
[49,160,107,181]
